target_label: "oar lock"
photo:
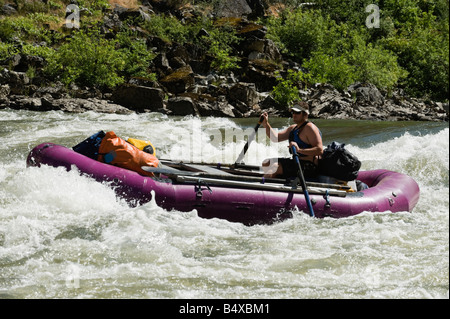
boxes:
[323,189,331,208]
[195,179,213,198]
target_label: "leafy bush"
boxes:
[201,24,241,73]
[0,41,18,61]
[208,40,240,73]
[76,0,110,11]
[0,21,16,42]
[303,53,356,91]
[266,9,329,62]
[142,14,192,44]
[0,14,58,43]
[21,43,55,60]
[45,29,125,88]
[266,1,446,99]
[116,28,157,79]
[272,70,312,107]
[379,1,449,100]
[348,42,407,92]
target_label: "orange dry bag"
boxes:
[98,131,159,177]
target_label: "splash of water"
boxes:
[0,110,448,298]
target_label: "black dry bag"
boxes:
[319,141,361,181]
[72,131,106,159]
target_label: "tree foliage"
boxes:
[45,28,126,88]
[266,0,449,100]
[272,70,313,107]
[0,0,448,100]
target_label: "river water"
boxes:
[0,109,448,299]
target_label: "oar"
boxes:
[144,165,282,183]
[234,115,264,165]
[158,159,261,171]
[291,146,315,217]
[142,165,350,190]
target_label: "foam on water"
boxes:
[0,110,448,298]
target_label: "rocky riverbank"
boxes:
[1,67,448,121]
[1,0,448,122]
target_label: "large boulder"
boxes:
[240,59,279,92]
[229,82,259,108]
[166,96,199,116]
[197,97,236,118]
[347,82,384,106]
[111,84,165,112]
[115,5,151,22]
[160,65,195,94]
[214,0,252,18]
[0,69,30,95]
[242,38,282,63]
[246,0,268,19]
[44,98,133,114]
[307,83,354,119]
[0,84,10,100]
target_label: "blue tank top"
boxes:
[289,121,321,157]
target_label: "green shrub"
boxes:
[208,40,240,73]
[303,53,356,91]
[142,14,191,44]
[304,42,406,92]
[0,15,55,43]
[0,41,18,61]
[21,43,55,60]
[76,0,110,11]
[45,29,125,88]
[271,70,311,107]
[265,1,448,100]
[380,10,449,100]
[0,20,16,41]
[266,9,329,62]
[116,28,156,79]
[349,42,407,92]
[203,25,241,73]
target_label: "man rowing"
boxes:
[261,101,323,179]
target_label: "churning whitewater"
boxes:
[0,109,448,298]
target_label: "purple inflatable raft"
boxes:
[27,143,420,225]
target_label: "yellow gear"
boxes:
[127,138,156,156]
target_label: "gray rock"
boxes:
[214,0,252,18]
[0,69,29,94]
[167,96,199,116]
[0,84,10,100]
[160,65,195,94]
[198,98,235,118]
[229,82,259,107]
[6,95,132,114]
[111,84,164,112]
[347,83,384,106]
[1,4,17,15]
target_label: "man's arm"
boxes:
[262,112,292,142]
[291,123,323,156]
